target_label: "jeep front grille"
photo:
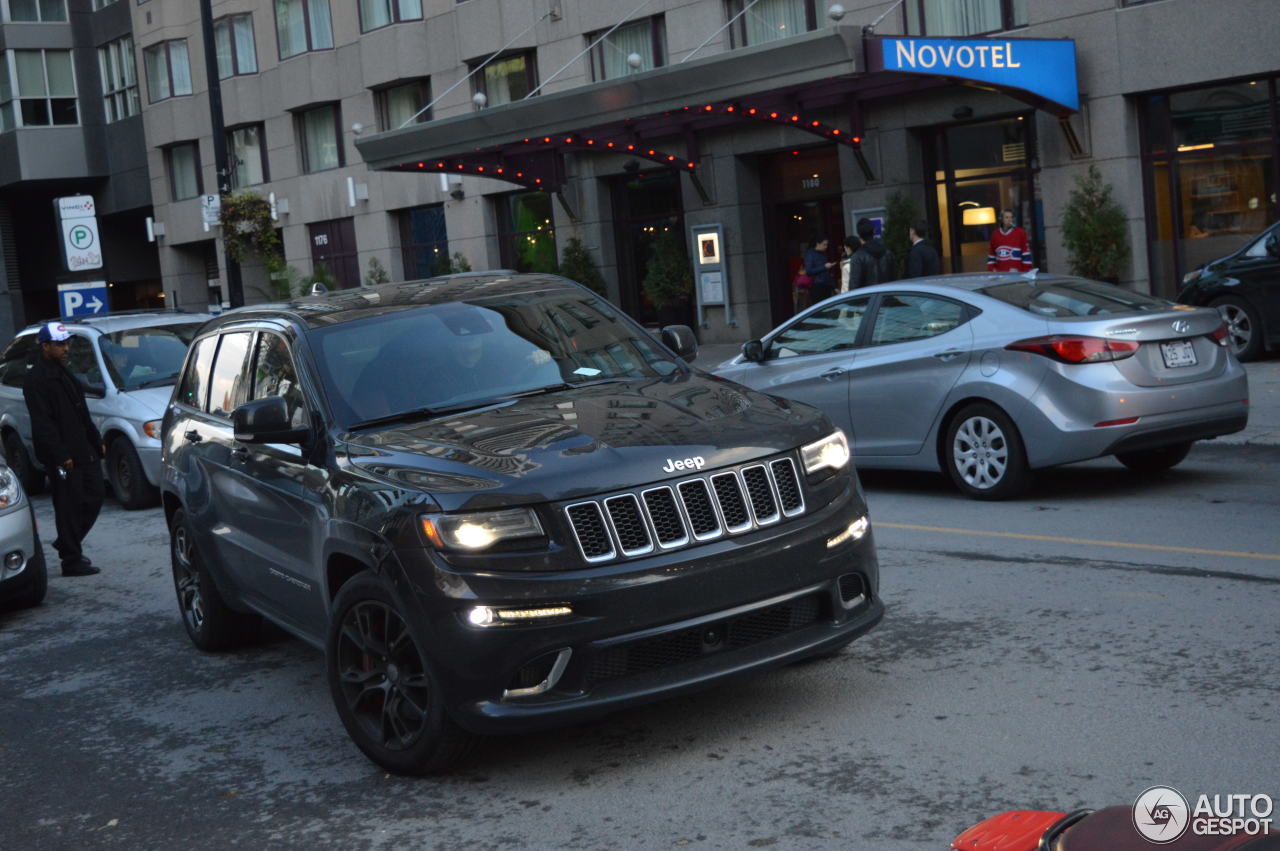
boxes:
[564,456,806,564]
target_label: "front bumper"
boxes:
[395,479,881,734]
[0,504,42,601]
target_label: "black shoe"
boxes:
[62,562,100,577]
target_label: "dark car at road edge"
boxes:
[159,273,883,774]
[1178,221,1280,361]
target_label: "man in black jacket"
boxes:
[845,218,898,288]
[906,219,942,278]
[23,322,105,577]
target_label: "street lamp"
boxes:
[198,0,245,308]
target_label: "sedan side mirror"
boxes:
[233,397,311,445]
[660,325,698,362]
[741,340,765,362]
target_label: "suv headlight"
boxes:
[801,430,850,475]
[1182,267,1203,286]
[420,508,544,551]
[0,466,23,513]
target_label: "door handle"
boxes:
[183,430,203,443]
[932,349,965,362]
[820,367,846,380]
[231,446,250,461]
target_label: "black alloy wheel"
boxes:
[1212,296,1264,361]
[326,574,473,775]
[169,508,255,651]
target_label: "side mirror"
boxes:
[741,340,765,362]
[1266,234,1279,258]
[233,397,311,445]
[660,325,698,362]
[82,381,107,399]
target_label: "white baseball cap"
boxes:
[37,322,71,343]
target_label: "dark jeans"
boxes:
[809,282,836,303]
[49,460,104,568]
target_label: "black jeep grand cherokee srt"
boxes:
[161,273,882,774]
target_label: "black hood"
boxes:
[862,241,888,259]
[343,371,831,510]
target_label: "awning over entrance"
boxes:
[354,27,1078,193]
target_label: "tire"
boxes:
[1116,441,1193,474]
[1211,296,1264,361]
[326,573,475,775]
[4,431,44,496]
[944,402,1031,500]
[7,525,47,610]
[170,508,257,651]
[107,437,159,510]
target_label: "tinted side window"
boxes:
[67,335,104,387]
[176,335,218,411]
[771,297,870,359]
[870,295,966,346]
[207,332,254,418]
[0,335,38,387]
[249,333,306,426]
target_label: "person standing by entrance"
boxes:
[987,208,1033,272]
[803,236,838,303]
[846,218,898,288]
[23,322,105,577]
[905,219,942,278]
[839,234,862,293]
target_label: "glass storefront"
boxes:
[924,114,1039,273]
[610,171,687,326]
[497,191,557,273]
[1140,76,1279,298]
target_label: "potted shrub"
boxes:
[642,231,693,320]
[559,236,608,297]
[1061,164,1131,283]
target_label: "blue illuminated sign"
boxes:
[867,37,1078,115]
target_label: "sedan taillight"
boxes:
[1005,335,1140,364]
[1208,323,1230,347]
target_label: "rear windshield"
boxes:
[978,279,1173,317]
[99,322,204,390]
[309,291,681,427]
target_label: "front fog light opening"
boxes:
[827,516,868,549]
[503,648,572,699]
[467,604,573,627]
[837,573,867,609]
[4,550,23,570]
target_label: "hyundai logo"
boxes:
[1171,319,1191,334]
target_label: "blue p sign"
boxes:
[58,281,109,317]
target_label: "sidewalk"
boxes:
[692,341,1280,447]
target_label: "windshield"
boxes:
[98,322,204,390]
[310,290,682,427]
[978,278,1173,318]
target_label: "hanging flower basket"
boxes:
[218,191,279,264]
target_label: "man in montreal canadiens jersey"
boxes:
[987,208,1033,272]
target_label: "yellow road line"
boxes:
[876,522,1280,562]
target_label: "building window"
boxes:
[905,0,1027,37]
[0,49,78,130]
[360,0,421,32]
[375,79,430,130]
[91,0,118,8]
[4,0,67,22]
[214,14,257,78]
[727,0,814,48]
[228,124,267,188]
[276,0,333,59]
[588,16,665,81]
[296,103,342,172]
[472,52,536,108]
[1139,77,1278,298]
[143,40,192,102]
[98,36,139,123]
[398,205,448,278]
[497,191,557,273]
[167,141,202,201]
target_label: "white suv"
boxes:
[0,310,213,509]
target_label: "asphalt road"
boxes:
[2,442,1278,850]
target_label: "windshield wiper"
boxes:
[347,400,496,431]
[134,373,180,389]
[499,377,632,400]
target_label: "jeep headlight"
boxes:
[0,466,23,513]
[420,508,544,551]
[801,430,850,475]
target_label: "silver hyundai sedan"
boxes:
[713,274,1249,499]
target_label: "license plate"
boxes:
[1160,340,1197,368]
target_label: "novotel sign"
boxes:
[866,36,1078,115]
